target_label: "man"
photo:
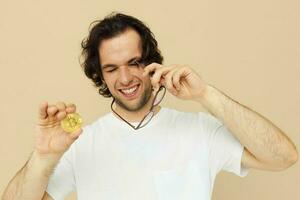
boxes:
[3,12,298,200]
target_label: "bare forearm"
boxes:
[198,84,298,167]
[2,151,62,200]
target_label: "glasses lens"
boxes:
[153,87,166,106]
[139,111,154,129]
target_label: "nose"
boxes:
[118,66,134,86]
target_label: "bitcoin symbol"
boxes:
[60,113,83,133]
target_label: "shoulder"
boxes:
[71,112,111,146]
[82,112,111,134]
[197,111,223,127]
[161,107,198,120]
[162,107,222,127]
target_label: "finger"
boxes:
[173,67,189,90]
[151,66,172,90]
[47,105,59,117]
[55,102,66,111]
[56,111,67,121]
[69,128,83,140]
[66,103,76,113]
[164,69,179,94]
[54,102,67,120]
[142,63,163,77]
[38,101,48,119]
[65,128,83,146]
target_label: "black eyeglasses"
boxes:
[111,86,166,130]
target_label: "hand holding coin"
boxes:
[35,101,83,156]
[61,113,83,133]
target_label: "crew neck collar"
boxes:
[107,107,167,131]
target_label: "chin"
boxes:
[114,91,152,112]
[115,98,145,112]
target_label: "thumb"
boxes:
[69,128,83,140]
[38,101,48,119]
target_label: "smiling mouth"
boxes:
[118,84,140,99]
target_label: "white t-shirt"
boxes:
[46,107,249,200]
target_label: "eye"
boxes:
[129,60,141,67]
[106,68,116,73]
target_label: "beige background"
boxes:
[1,0,299,199]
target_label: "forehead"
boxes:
[99,29,142,66]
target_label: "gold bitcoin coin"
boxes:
[60,113,83,133]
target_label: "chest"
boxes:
[74,132,212,200]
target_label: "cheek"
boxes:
[143,76,152,87]
[102,74,116,89]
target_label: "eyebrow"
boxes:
[102,57,141,69]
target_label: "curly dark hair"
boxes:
[80,12,164,98]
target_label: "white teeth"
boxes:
[121,86,138,94]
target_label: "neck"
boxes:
[113,95,161,122]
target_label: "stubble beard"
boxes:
[114,84,152,112]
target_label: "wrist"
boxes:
[194,84,226,117]
[31,150,63,166]
[22,150,63,179]
[193,84,213,103]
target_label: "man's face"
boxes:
[99,28,152,112]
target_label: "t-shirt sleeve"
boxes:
[199,112,249,177]
[46,145,76,200]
